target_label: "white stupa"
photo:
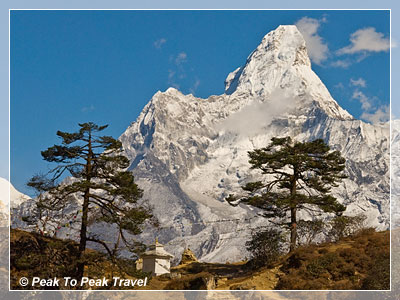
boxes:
[140,238,174,276]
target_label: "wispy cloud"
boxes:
[331,53,370,68]
[167,70,180,89]
[154,38,167,49]
[350,78,366,88]
[216,89,293,137]
[168,70,175,80]
[351,89,389,124]
[175,52,187,65]
[333,82,344,90]
[81,104,95,113]
[331,59,351,68]
[360,105,389,124]
[295,17,329,65]
[190,78,200,95]
[167,52,200,94]
[166,52,189,89]
[337,27,390,55]
[352,90,372,111]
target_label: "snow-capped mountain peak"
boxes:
[13,25,389,264]
[116,25,389,262]
[225,25,353,121]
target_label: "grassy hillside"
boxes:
[10,228,389,290]
[10,229,146,290]
[277,229,389,290]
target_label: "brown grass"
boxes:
[276,228,389,290]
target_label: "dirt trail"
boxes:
[215,265,283,290]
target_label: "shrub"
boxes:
[297,219,325,246]
[276,229,389,290]
[328,214,366,241]
[245,227,285,268]
[306,252,338,278]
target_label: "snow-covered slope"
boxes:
[392,119,400,228]
[0,178,31,226]
[118,25,389,262]
[12,25,389,263]
[0,196,6,227]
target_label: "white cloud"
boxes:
[167,70,180,89]
[334,82,344,89]
[216,89,293,137]
[175,52,187,65]
[167,53,189,88]
[190,78,200,95]
[351,88,388,124]
[168,70,175,80]
[350,78,366,88]
[355,52,370,63]
[331,53,370,68]
[331,59,351,68]
[360,105,389,124]
[337,27,390,55]
[352,90,372,111]
[154,38,167,49]
[81,104,95,113]
[295,17,329,65]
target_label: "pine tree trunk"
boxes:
[289,171,297,252]
[290,207,297,252]
[77,189,90,280]
[77,130,93,281]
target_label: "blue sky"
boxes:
[9,10,390,196]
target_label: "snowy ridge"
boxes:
[0,178,31,227]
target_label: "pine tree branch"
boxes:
[86,236,114,258]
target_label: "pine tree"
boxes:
[28,122,154,280]
[227,137,347,252]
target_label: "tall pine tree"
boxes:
[227,137,347,252]
[28,122,154,280]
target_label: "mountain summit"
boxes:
[224,25,353,120]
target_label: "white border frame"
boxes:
[8,8,392,293]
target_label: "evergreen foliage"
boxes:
[297,219,325,246]
[27,122,155,280]
[227,136,347,251]
[328,214,367,242]
[245,227,285,268]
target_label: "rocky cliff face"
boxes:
[118,25,389,262]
